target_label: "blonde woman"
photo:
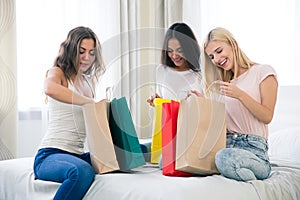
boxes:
[194,27,278,181]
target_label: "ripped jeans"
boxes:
[215,133,271,181]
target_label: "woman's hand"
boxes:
[147,93,160,107]
[190,90,203,97]
[219,81,244,99]
[219,77,278,124]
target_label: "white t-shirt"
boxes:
[156,64,203,100]
[225,64,277,139]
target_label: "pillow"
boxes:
[268,127,300,162]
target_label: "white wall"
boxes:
[269,85,300,133]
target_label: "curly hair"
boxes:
[54,26,105,82]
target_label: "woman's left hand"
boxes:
[220,81,244,99]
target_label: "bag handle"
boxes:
[186,80,224,103]
[106,86,115,101]
[205,80,224,103]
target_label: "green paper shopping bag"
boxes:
[109,97,146,171]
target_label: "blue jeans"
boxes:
[215,133,271,181]
[33,148,95,200]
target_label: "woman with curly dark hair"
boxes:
[33,26,105,200]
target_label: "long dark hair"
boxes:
[54,26,105,82]
[161,23,201,72]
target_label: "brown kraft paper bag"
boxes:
[82,99,120,174]
[175,95,226,175]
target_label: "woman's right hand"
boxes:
[147,93,160,107]
[190,90,202,97]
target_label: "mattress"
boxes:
[1,157,300,200]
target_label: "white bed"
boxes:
[1,85,300,200]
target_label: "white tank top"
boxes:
[39,76,92,154]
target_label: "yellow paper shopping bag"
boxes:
[150,98,171,163]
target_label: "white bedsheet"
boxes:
[1,157,300,200]
[251,159,300,200]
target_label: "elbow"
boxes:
[264,119,272,125]
[44,83,56,98]
[262,114,274,124]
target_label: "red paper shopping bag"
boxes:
[161,100,194,177]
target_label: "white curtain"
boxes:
[106,0,183,139]
[163,0,183,28]
[113,0,139,105]
[0,0,17,159]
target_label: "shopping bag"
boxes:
[161,100,194,177]
[150,98,172,163]
[175,95,226,175]
[109,97,146,171]
[82,99,120,174]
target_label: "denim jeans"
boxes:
[215,133,271,181]
[33,148,95,200]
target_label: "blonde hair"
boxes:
[202,27,255,96]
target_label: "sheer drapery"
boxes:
[113,0,140,108]
[136,0,183,138]
[163,0,183,28]
[0,0,17,159]
[107,0,183,139]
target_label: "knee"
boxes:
[81,164,95,184]
[69,164,94,184]
[215,148,238,176]
[215,149,230,168]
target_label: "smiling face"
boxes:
[167,38,189,70]
[78,38,96,72]
[205,40,234,72]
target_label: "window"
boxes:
[17,0,298,110]
[16,0,119,110]
[183,0,298,86]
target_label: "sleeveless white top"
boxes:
[39,76,92,154]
